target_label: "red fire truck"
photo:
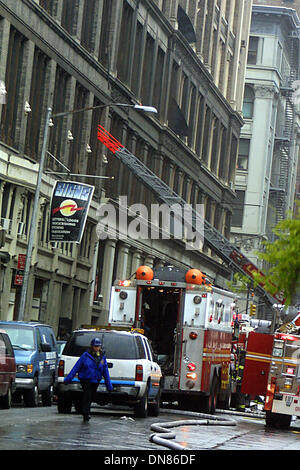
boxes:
[108,265,238,413]
[263,331,300,428]
[232,309,300,428]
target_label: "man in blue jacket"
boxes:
[64,337,113,422]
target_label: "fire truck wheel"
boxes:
[209,375,219,414]
[202,375,219,414]
[217,390,231,410]
[265,411,292,429]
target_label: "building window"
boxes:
[81,0,96,52]
[1,183,12,221]
[61,0,78,35]
[131,21,143,95]
[140,33,155,105]
[247,37,259,65]
[152,47,165,118]
[242,85,254,119]
[117,1,134,84]
[87,98,104,189]
[69,83,88,173]
[218,125,227,179]
[48,67,70,169]
[98,0,112,67]
[232,190,245,227]
[39,0,55,15]
[237,139,250,170]
[0,28,26,149]
[25,47,50,161]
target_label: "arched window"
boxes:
[242,85,255,119]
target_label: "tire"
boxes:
[265,410,292,429]
[57,394,73,414]
[230,392,238,409]
[0,384,12,409]
[217,378,232,410]
[41,385,53,407]
[24,380,39,407]
[206,375,219,414]
[74,398,83,414]
[134,386,148,418]
[148,388,161,417]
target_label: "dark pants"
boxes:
[80,380,98,417]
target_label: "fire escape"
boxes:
[273,33,299,224]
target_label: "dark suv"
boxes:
[54,329,162,417]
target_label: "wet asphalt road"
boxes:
[1,404,300,451]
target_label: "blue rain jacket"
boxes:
[64,351,113,391]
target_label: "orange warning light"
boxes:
[185,269,204,285]
[136,265,154,281]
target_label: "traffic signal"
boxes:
[250,303,257,316]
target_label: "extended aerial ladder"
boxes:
[97,124,281,308]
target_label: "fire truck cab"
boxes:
[108,265,238,413]
[236,309,300,428]
[263,332,300,428]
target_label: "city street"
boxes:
[1,403,300,452]
[0,4,300,463]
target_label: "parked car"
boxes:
[54,328,162,418]
[0,321,57,407]
[0,328,16,409]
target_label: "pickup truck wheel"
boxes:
[134,386,148,418]
[57,394,72,413]
[148,388,161,417]
[74,398,83,414]
[24,380,39,407]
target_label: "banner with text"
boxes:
[49,181,94,243]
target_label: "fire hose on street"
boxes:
[149,409,239,450]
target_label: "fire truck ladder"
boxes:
[97,125,277,306]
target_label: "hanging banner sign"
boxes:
[14,270,24,285]
[49,181,94,243]
[17,254,26,270]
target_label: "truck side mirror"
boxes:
[41,343,51,352]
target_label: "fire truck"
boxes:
[96,121,288,420]
[231,307,300,428]
[108,264,238,414]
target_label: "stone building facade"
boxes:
[0,0,251,336]
[255,0,300,212]
[232,4,300,274]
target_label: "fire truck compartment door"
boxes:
[241,331,273,395]
[183,290,206,327]
[179,327,204,391]
[108,286,137,327]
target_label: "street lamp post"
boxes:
[17,102,157,321]
[18,106,52,322]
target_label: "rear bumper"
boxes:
[271,394,300,417]
[54,379,145,404]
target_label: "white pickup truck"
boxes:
[54,329,162,418]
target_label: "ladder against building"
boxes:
[97,125,282,307]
